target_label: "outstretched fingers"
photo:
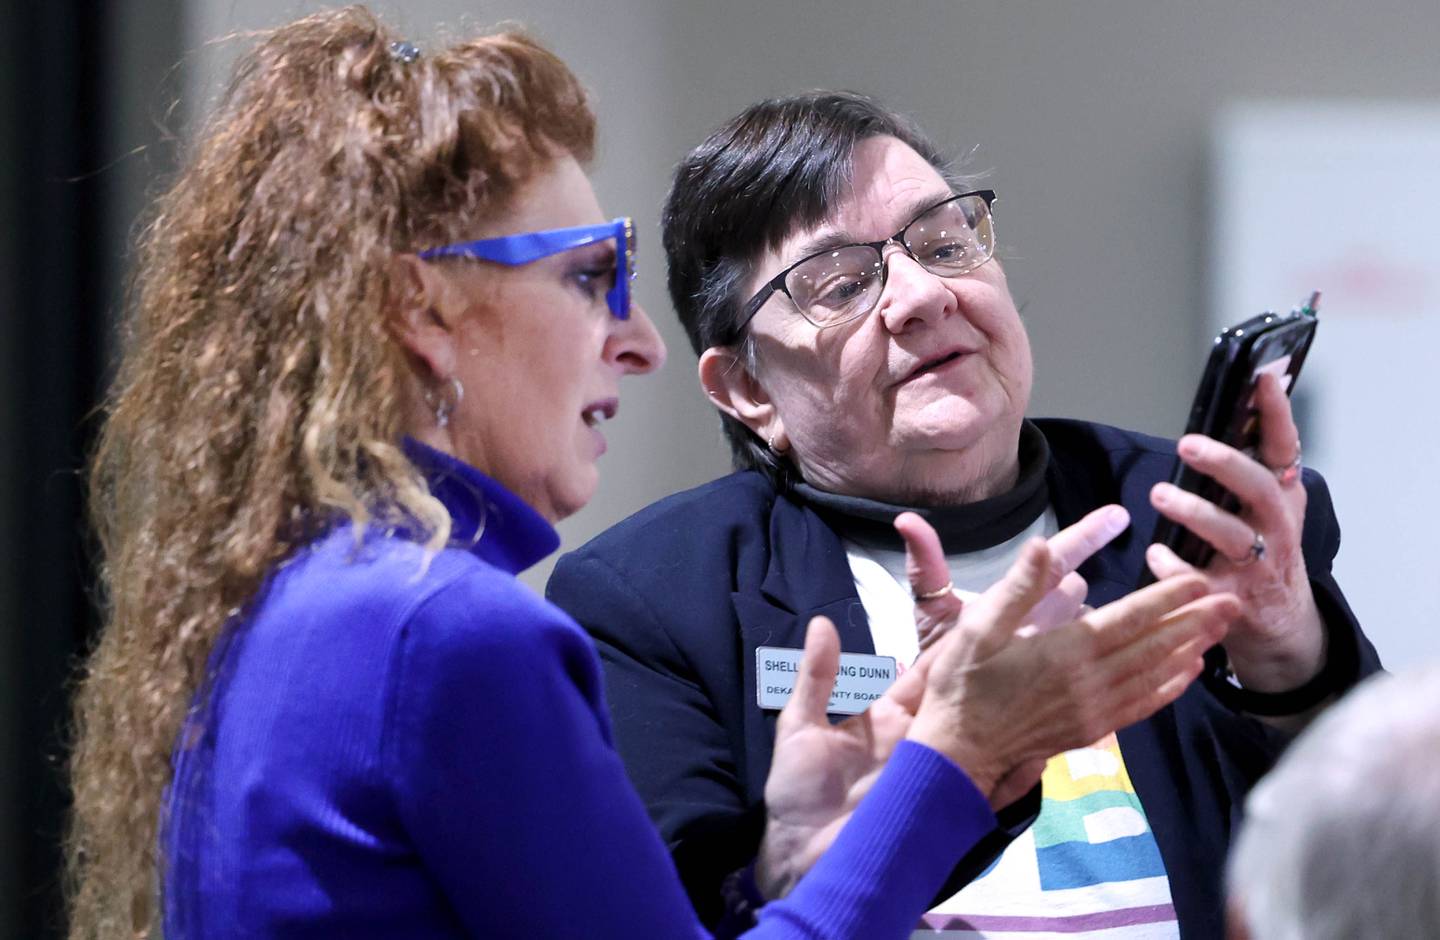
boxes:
[1008,505,1125,636]
[898,505,1128,649]
[965,537,1055,648]
[1094,644,1211,736]
[1045,505,1131,583]
[1019,570,1089,637]
[1095,600,1234,733]
[1100,594,1237,701]
[1079,574,1213,658]
[777,616,841,735]
[1059,593,1237,742]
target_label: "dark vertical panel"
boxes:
[5,0,190,932]
[0,0,23,935]
[2,0,184,933]
[5,2,109,937]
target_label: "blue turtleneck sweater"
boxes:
[161,440,995,938]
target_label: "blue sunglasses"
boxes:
[418,217,636,320]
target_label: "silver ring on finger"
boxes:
[914,580,955,601]
[1229,531,1265,567]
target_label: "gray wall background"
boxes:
[178,2,1440,620]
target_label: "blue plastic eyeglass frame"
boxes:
[417,217,635,320]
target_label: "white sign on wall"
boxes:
[1213,102,1440,672]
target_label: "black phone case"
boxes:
[1138,297,1319,587]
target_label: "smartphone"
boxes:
[1138,292,1320,586]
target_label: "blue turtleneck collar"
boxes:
[401,437,560,575]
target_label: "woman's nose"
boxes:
[610,301,668,375]
[875,245,957,334]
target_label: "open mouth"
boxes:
[581,400,617,428]
[906,350,966,381]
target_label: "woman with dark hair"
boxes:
[68,10,1234,940]
[548,92,1381,936]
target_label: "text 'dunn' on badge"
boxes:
[755,646,898,715]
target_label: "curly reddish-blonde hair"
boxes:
[69,8,595,937]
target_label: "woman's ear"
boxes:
[388,254,463,382]
[698,346,786,450]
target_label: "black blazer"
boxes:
[547,418,1379,938]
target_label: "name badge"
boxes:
[755,646,898,715]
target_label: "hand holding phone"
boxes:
[1139,293,1344,716]
[1140,292,1319,585]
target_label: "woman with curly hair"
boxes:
[67,6,1234,938]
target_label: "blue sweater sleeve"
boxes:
[755,742,994,938]
[385,569,995,938]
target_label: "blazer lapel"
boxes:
[732,492,874,796]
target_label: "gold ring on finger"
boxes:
[913,580,955,601]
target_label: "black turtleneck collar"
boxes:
[790,420,1050,554]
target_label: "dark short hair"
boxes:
[661,91,966,485]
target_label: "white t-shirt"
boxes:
[843,512,1181,939]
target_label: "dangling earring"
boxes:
[425,376,465,428]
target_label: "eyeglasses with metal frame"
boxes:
[417,217,637,320]
[734,189,996,337]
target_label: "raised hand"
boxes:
[897,504,1132,650]
[757,615,930,898]
[906,536,1238,799]
[757,518,1237,900]
[1147,371,1325,694]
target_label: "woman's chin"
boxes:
[549,470,600,523]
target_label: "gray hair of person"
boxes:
[1226,664,1440,940]
[660,91,978,488]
